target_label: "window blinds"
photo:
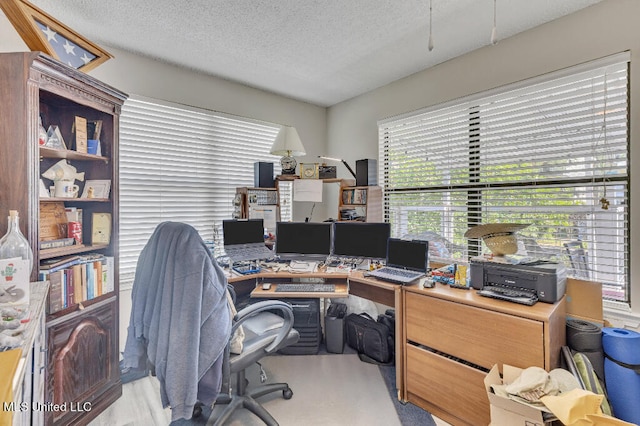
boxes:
[119,96,280,287]
[379,53,630,302]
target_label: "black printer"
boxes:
[470,259,567,303]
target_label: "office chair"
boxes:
[123,222,298,424]
[563,240,590,279]
[209,299,300,426]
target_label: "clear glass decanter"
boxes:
[0,210,34,274]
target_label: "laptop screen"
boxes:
[386,238,429,272]
[223,219,265,245]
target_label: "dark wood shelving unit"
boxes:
[0,52,127,425]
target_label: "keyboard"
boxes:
[275,283,336,293]
[477,285,538,306]
[367,267,424,284]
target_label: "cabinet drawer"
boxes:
[406,344,490,426]
[405,292,544,369]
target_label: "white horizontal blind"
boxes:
[379,54,629,302]
[119,96,280,287]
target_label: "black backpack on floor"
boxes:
[345,310,395,365]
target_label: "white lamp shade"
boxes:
[270,126,306,156]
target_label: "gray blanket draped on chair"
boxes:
[123,222,232,421]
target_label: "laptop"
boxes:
[367,238,429,284]
[222,219,273,262]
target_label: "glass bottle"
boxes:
[38,116,47,146]
[0,210,33,274]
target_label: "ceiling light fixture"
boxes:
[491,0,498,45]
[428,0,434,52]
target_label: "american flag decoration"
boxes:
[0,0,112,73]
[35,20,97,69]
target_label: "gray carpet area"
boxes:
[204,354,402,426]
[94,353,435,425]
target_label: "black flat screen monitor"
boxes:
[275,222,332,261]
[332,222,390,259]
[386,238,429,272]
[222,219,265,245]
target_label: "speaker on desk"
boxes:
[356,159,377,186]
[254,162,274,188]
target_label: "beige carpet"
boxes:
[208,354,402,426]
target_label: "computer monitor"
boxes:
[275,222,332,261]
[386,238,429,272]
[332,222,390,259]
[222,219,265,245]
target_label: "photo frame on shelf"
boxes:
[72,115,88,153]
[0,0,113,72]
[92,212,112,245]
[300,163,319,179]
[81,179,111,199]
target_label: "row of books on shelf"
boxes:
[341,188,367,205]
[39,254,114,314]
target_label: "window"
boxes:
[119,96,280,287]
[378,53,630,303]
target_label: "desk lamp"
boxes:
[317,156,357,179]
[270,126,306,175]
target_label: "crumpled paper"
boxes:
[541,388,636,426]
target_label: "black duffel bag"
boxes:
[345,312,394,364]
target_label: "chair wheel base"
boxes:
[283,388,293,400]
[192,402,203,418]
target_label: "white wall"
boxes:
[326,0,640,328]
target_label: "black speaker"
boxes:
[356,159,377,186]
[254,162,274,188]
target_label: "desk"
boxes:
[227,268,404,396]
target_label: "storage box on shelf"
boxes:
[0,52,127,425]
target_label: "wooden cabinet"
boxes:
[0,52,127,425]
[401,285,566,426]
[338,185,382,222]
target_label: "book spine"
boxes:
[72,264,83,304]
[48,270,63,314]
[103,256,114,293]
[94,260,103,296]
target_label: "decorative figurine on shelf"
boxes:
[42,160,85,199]
[42,159,85,182]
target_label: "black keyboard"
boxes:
[477,285,538,306]
[275,283,336,293]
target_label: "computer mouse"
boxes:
[262,283,272,290]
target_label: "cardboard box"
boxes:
[484,364,557,426]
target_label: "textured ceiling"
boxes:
[25,0,603,107]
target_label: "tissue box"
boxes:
[484,364,557,426]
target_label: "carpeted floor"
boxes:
[378,364,436,426]
[93,353,436,425]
